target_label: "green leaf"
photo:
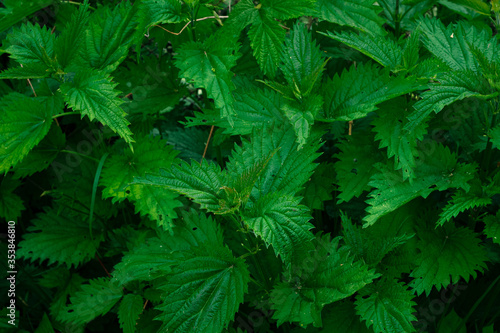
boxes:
[334,132,385,203]
[442,0,491,16]
[58,277,123,325]
[242,192,315,267]
[175,38,240,122]
[248,11,286,78]
[0,63,51,79]
[282,96,321,147]
[490,124,500,149]
[270,234,379,327]
[0,0,55,33]
[101,136,181,230]
[316,0,385,36]
[437,187,491,226]
[372,98,429,181]
[364,144,477,226]
[80,1,138,72]
[134,159,226,213]
[54,0,91,69]
[0,176,24,220]
[138,0,184,28]
[355,279,417,333]
[404,71,498,131]
[281,23,325,98]
[0,94,53,174]
[222,0,258,33]
[118,294,144,333]
[60,69,134,144]
[319,62,419,122]
[409,222,488,296]
[34,313,55,333]
[17,207,104,268]
[4,22,56,69]
[300,162,335,210]
[264,0,317,19]
[483,212,500,245]
[322,30,402,70]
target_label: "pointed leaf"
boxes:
[118,294,144,333]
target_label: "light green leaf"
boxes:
[242,192,315,267]
[58,278,123,325]
[17,207,104,268]
[319,62,419,122]
[118,294,144,333]
[61,69,134,144]
[175,39,240,122]
[316,0,385,36]
[270,234,379,327]
[0,94,53,174]
[248,11,286,78]
[364,144,477,226]
[409,222,488,296]
[355,279,417,333]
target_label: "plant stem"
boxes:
[52,111,80,119]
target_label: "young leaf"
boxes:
[270,234,379,327]
[17,208,104,268]
[319,62,419,122]
[364,144,477,226]
[355,279,417,333]
[242,192,315,267]
[322,30,402,70]
[58,278,123,325]
[0,94,53,174]
[118,294,143,333]
[175,37,240,123]
[60,68,134,144]
[101,136,181,230]
[409,222,488,296]
[316,0,385,36]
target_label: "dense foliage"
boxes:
[1,0,500,332]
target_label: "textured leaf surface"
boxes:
[270,235,379,327]
[355,279,417,333]
[409,222,488,296]
[243,192,315,267]
[0,94,53,174]
[364,144,477,226]
[317,0,385,36]
[175,38,240,121]
[17,208,103,268]
[58,278,123,325]
[437,188,491,226]
[61,69,133,144]
[483,212,500,245]
[320,62,419,122]
[118,294,143,333]
[0,63,51,79]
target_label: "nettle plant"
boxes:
[1,0,500,332]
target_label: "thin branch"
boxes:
[148,16,228,37]
[201,125,215,163]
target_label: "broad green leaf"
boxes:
[319,62,419,122]
[175,38,240,122]
[58,278,123,325]
[437,187,491,226]
[404,71,498,131]
[242,192,315,267]
[483,211,500,245]
[372,98,429,181]
[248,11,286,78]
[322,30,402,70]
[334,132,385,203]
[0,176,24,220]
[264,0,317,19]
[222,0,258,33]
[118,294,143,333]
[409,222,488,296]
[60,69,134,144]
[81,1,138,72]
[101,136,181,230]
[490,124,500,149]
[17,207,104,268]
[138,0,184,29]
[442,0,491,16]
[316,0,385,36]
[54,0,91,69]
[184,77,287,135]
[0,0,55,33]
[0,94,53,174]
[281,23,325,98]
[134,159,226,212]
[270,234,379,327]
[364,144,477,226]
[355,279,417,333]
[282,96,322,147]
[4,22,56,69]
[0,63,51,79]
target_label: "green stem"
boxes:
[52,111,80,119]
